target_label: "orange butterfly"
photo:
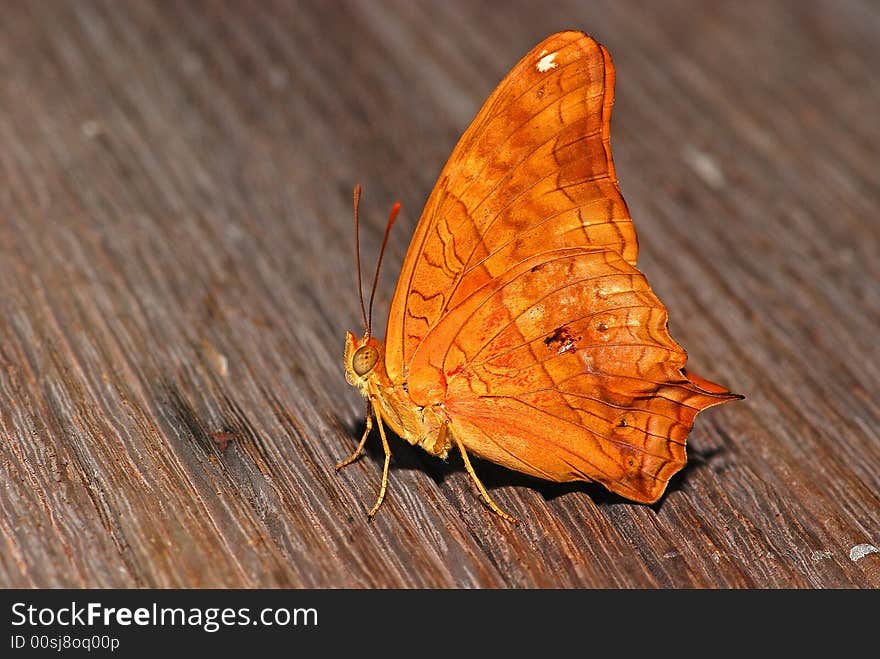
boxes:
[342,31,740,523]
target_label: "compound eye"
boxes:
[352,345,379,376]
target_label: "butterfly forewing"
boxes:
[386,32,636,380]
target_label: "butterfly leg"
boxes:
[450,428,518,524]
[368,410,392,519]
[335,401,373,471]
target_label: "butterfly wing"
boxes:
[385,32,736,502]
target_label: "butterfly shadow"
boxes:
[343,416,728,510]
[469,442,729,511]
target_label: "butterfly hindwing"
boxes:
[404,246,731,502]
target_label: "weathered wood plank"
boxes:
[0,0,877,588]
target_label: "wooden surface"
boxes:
[1,0,878,589]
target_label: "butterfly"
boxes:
[341,31,740,523]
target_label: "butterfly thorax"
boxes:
[344,331,451,458]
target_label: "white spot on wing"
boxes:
[536,52,558,72]
[580,352,595,373]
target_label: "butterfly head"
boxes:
[344,330,384,389]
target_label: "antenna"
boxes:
[353,184,368,331]
[366,200,401,337]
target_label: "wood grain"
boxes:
[0,0,877,588]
